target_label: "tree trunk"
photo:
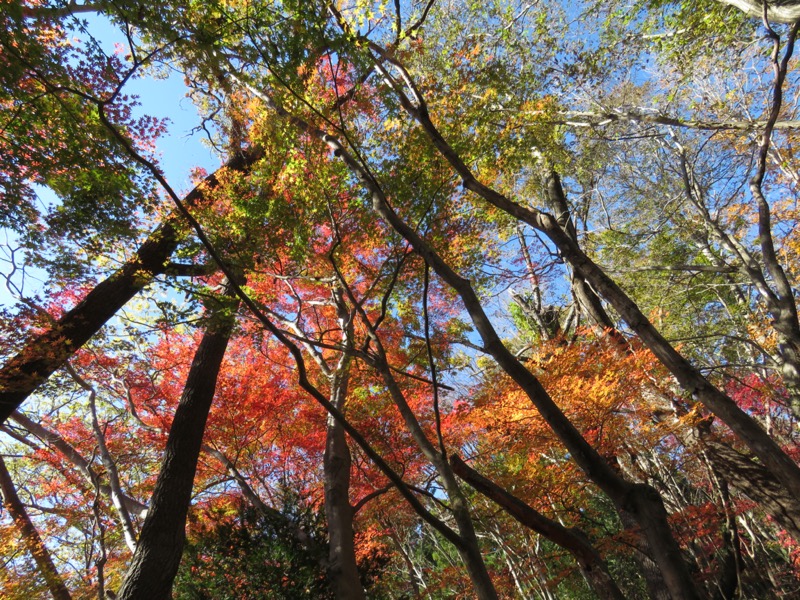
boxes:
[0,454,72,600]
[616,507,673,600]
[542,172,618,335]
[324,364,366,600]
[358,154,699,599]
[377,63,800,511]
[369,351,500,600]
[0,147,262,425]
[704,438,800,543]
[260,91,692,599]
[115,286,238,600]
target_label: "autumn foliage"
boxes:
[3,1,800,599]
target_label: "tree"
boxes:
[3,1,800,598]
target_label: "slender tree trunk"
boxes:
[356,159,698,599]
[367,351,500,600]
[67,364,139,552]
[326,263,499,599]
[706,469,742,600]
[0,455,72,600]
[542,173,618,335]
[324,363,366,600]
[115,285,238,600]
[0,148,262,425]
[277,108,696,596]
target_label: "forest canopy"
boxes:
[2,0,800,598]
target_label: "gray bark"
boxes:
[9,410,148,518]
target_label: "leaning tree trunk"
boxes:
[251,84,694,598]
[115,285,238,600]
[10,410,148,518]
[542,172,618,335]
[0,454,72,600]
[367,343,500,600]
[354,155,699,600]
[704,438,800,542]
[360,45,800,509]
[0,148,262,426]
[267,100,698,597]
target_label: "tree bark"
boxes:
[0,454,72,600]
[115,285,238,600]
[704,438,800,543]
[366,346,500,600]
[356,155,698,599]
[324,289,365,599]
[361,43,800,507]
[324,366,366,600]
[542,172,620,337]
[0,147,262,425]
